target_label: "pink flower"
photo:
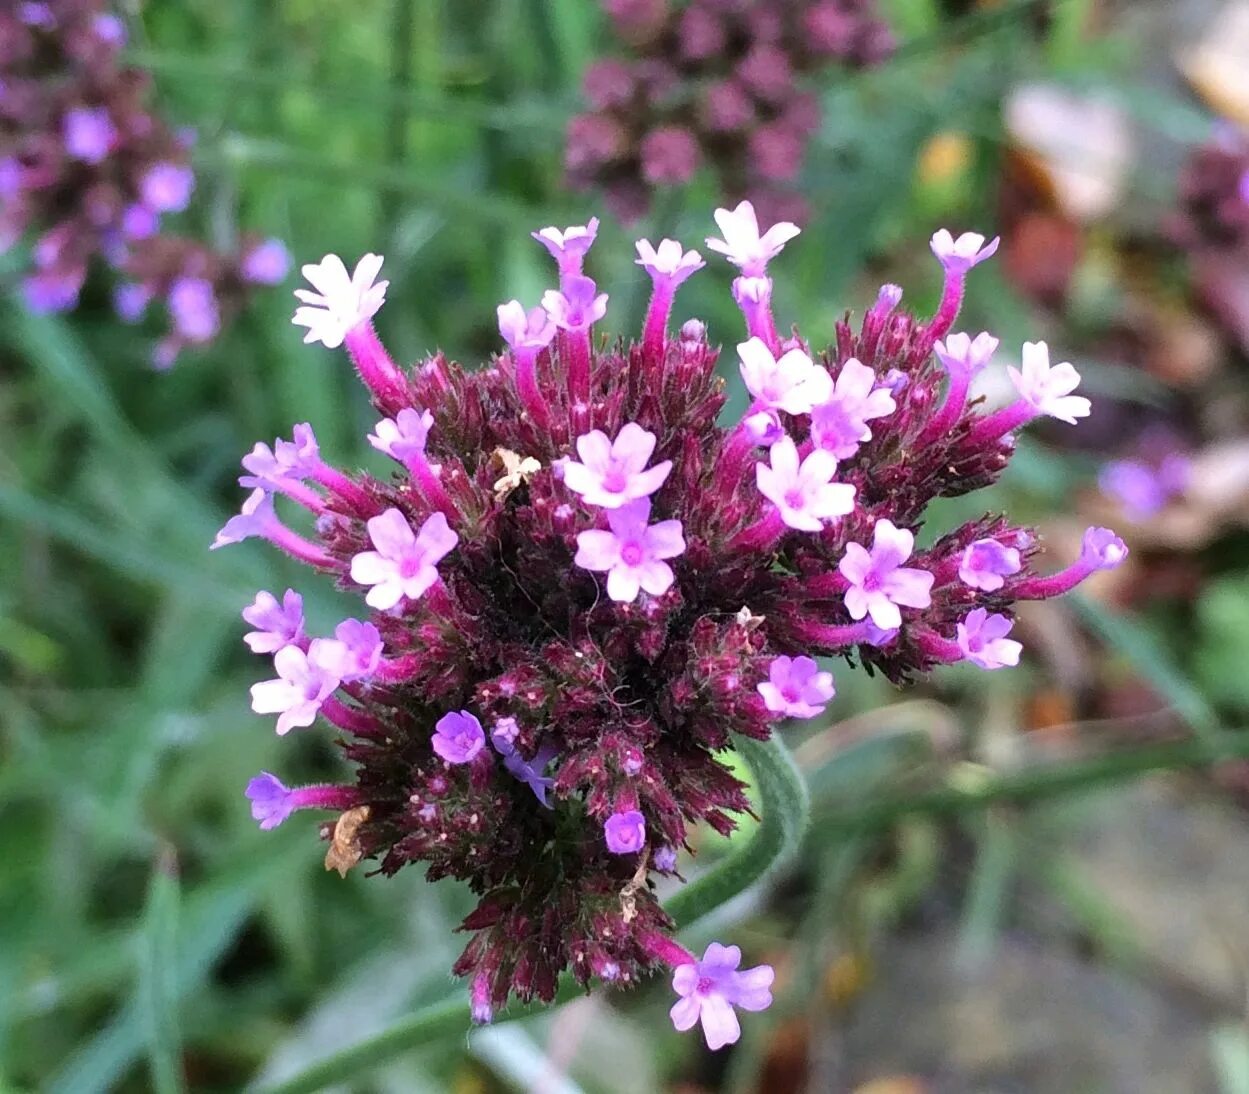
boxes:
[250,641,344,736]
[1081,526,1129,570]
[705,200,800,277]
[431,710,487,764]
[292,253,388,349]
[330,619,385,681]
[562,423,672,508]
[604,809,646,854]
[929,229,1000,274]
[541,275,609,333]
[669,942,775,1051]
[757,655,835,718]
[242,589,305,653]
[240,423,321,489]
[212,488,278,548]
[809,358,896,459]
[756,437,856,532]
[635,238,705,288]
[1007,341,1090,424]
[741,408,785,446]
[497,300,557,351]
[350,509,459,610]
[935,331,998,377]
[574,498,685,603]
[957,609,1022,670]
[737,337,832,415]
[532,218,600,275]
[368,408,434,465]
[839,519,934,630]
[959,539,1022,592]
[245,773,298,830]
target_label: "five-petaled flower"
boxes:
[756,437,856,532]
[705,200,800,277]
[957,609,1022,670]
[562,423,672,508]
[810,358,897,459]
[635,238,705,287]
[532,218,600,276]
[669,943,775,1051]
[757,655,835,719]
[497,300,557,351]
[839,519,934,630]
[738,337,832,416]
[929,229,1000,274]
[432,710,487,764]
[542,275,608,332]
[250,641,344,736]
[1007,341,1091,425]
[292,253,388,349]
[368,408,435,465]
[574,498,686,603]
[350,509,459,610]
[604,809,647,854]
[242,589,305,654]
[959,539,1022,592]
[935,331,998,377]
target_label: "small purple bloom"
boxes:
[1007,341,1089,424]
[503,742,558,807]
[738,336,832,416]
[640,126,701,185]
[350,509,459,610]
[1080,526,1129,571]
[756,655,835,719]
[959,538,1022,592]
[574,497,685,603]
[242,588,305,653]
[810,358,896,459]
[249,640,343,735]
[331,619,385,681]
[211,488,276,548]
[957,609,1022,670]
[532,218,600,275]
[491,716,521,755]
[432,710,486,764]
[140,163,195,214]
[92,13,127,45]
[562,422,672,509]
[930,229,999,274]
[756,436,856,532]
[634,237,705,288]
[705,199,800,277]
[246,772,296,830]
[653,845,679,872]
[22,270,82,313]
[742,408,785,446]
[542,275,608,333]
[839,519,934,630]
[18,2,54,27]
[241,423,321,490]
[168,277,220,343]
[497,300,557,351]
[935,330,998,378]
[242,239,291,285]
[669,942,775,1051]
[113,282,152,323]
[368,408,434,465]
[121,204,159,240]
[604,809,646,854]
[1099,455,1189,520]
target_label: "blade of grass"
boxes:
[139,848,187,1094]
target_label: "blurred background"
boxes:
[3,0,1249,1090]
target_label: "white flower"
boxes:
[705,200,800,276]
[292,253,388,349]
[1008,341,1090,424]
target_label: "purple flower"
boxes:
[935,330,998,378]
[574,498,685,603]
[503,742,558,807]
[331,618,385,681]
[705,200,800,277]
[541,275,608,333]
[497,300,557,351]
[756,655,835,718]
[669,942,775,1051]
[245,772,297,830]
[140,163,195,213]
[809,358,896,459]
[839,519,934,630]
[604,809,646,854]
[432,710,486,764]
[213,489,275,548]
[121,204,159,240]
[1099,455,1189,520]
[18,3,55,28]
[168,277,220,342]
[1007,341,1090,424]
[741,409,785,446]
[241,423,321,490]
[113,283,152,323]
[653,845,679,872]
[242,238,292,285]
[959,539,1022,592]
[929,229,999,274]
[532,218,600,275]
[242,589,305,653]
[738,337,832,416]
[1081,526,1129,570]
[62,107,116,164]
[640,126,701,185]
[491,716,521,754]
[635,237,705,288]
[755,437,856,532]
[91,13,127,46]
[350,509,459,610]
[293,253,389,349]
[562,423,672,508]
[957,609,1022,670]
[250,641,343,736]
[22,270,82,313]
[368,408,434,465]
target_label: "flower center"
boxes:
[781,684,800,703]
[399,554,424,579]
[784,489,805,510]
[620,541,644,567]
[861,571,882,592]
[602,467,628,493]
[696,976,716,996]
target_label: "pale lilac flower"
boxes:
[957,609,1022,670]
[292,253,389,349]
[23,270,82,313]
[331,619,385,681]
[168,277,220,342]
[737,337,832,415]
[1099,455,1189,520]
[240,423,321,490]
[1081,526,1129,570]
[212,488,278,548]
[368,408,435,465]
[62,107,116,164]
[959,539,1022,592]
[756,655,835,718]
[574,498,685,603]
[755,437,856,532]
[809,358,896,459]
[18,2,54,28]
[930,229,1000,273]
[741,409,785,446]
[562,423,672,508]
[92,13,126,46]
[242,239,292,285]
[503,742,558,807]
[705,200,800,277]
[432,710,486,764]
[491,716,521,755]
[541,275,608,333]
[245,773,297,830]
[497,300,557,351]
[532,218,600,275]
[140,163,195,213]
[242,589,305,653]
[250,641,343,736]
[113,283,151,323]
[653,845,679,872]
[121,204,158,240]
[1007,341,1090,424]
[839,519,934,630]
[635,238,705,288]
[604,810,646,854]
[350,509,459,610]
[935,331,998,377]
[669,943,775,1051]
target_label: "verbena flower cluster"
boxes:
[218,203,1125,1049]
[566,0,895,224]
[0,0,289,366]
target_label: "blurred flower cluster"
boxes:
[566,0,895,223]
[0,0,288,366]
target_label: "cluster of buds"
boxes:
[218,202,1125,1049]
[566,0,895,224]
[0,1,288,365]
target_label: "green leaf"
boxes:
[138,848,187,1094]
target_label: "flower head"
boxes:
[350,509,458,610]
[1007,341,1090,424]
[562,423,672,509]
[635,238,705,288]
[574,498,685,603]
[670,943,774,1051]
[957,609,1022,670]
[935,331,998,377]
[705,200,800,276]
[368,408,435,465]
[756,437,856,532]
[242,589,305,654]
[809,358,896,459]
[757,655,835,719]
[930,229,1000,274]
[532,218,600,275]
[293,253,388,348]
[737,337,832,415]
[497,301,557,351]
[839,520,934,630]
[541,275,609,332]
[959,539,1022,592]
[250,642,343,736]
[604,809,646,854]
[432,710,487,764]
